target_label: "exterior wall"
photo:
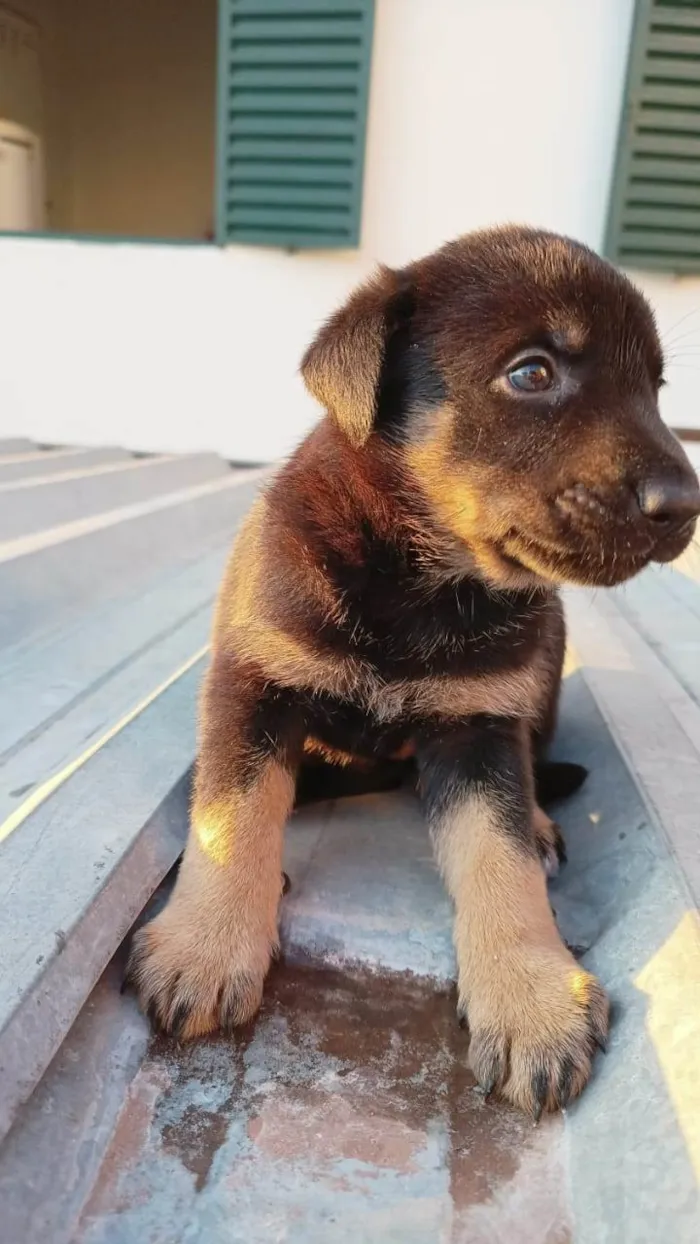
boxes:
[1,0,699,463]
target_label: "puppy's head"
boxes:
[302,226,700,589]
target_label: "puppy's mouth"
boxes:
[496,518,696,588]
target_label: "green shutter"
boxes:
[606,0,700,272]
[216,0,375,249]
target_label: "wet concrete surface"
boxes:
[75,965,569,1244]
[2,668,699,1243]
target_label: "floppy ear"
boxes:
[301,266,399,448]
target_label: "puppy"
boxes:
[127,227,700,1116]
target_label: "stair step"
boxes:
[0,448,267,1143]
[0,439,36,456]
[0,452,232,541]
[0,446,131,483]
[0,470,262,649]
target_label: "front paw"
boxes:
[460,946,609,1117]
[125,904,272,1039]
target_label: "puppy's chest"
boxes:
[327,573,543,679]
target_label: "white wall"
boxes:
[1,0,699,462]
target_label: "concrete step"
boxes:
[1,586,699,1241]
[0,546,228,761]
[0,438,36,455]
[0,446,132,484]
[0,441,698,1241]
[0,448,268,1142]
[0,452,232,542]
[0,469,264,649]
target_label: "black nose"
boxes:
[636,474,700,526]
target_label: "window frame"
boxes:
[1,0,375,252]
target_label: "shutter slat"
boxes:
[619,226,700,252]
[623,202,700,226]
[227,227,352,247]
[638,104,700,128]
[227,44,362,64]
[217,0,374,248]
[229,18,365,42]
[642,53,700,78]
[228,206,351,228]
[227,114,359,138]
[630,153,700,179]
[650,9,700,32]
[606,0,700,272]
[647,30,700,53]
[618,249,700,272]
[641,80,700,106]
[228,159,353,185]
[229,67,361,88]
[628,173,700,201]
[229,0,367,11]
[634,131,700,157]
[229,183,354,206]
[227,138,356,161]
[229,90,359,111]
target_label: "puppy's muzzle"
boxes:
[557,469,700,551]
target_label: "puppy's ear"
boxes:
[301,266,399,448]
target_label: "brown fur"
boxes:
[127,226,699,1117]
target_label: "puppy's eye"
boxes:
[507,358,554,393]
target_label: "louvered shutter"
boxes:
[216,0,375,249]
[606,0,700,272]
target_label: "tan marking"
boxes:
[545,312,588,353]
[215,499,372,697]
[390,739,416,761]
[434,792,608,1114]
[405,408,484,549]
[404,405,557,591]
[303,736,363,768]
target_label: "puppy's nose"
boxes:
[636,474,700,526]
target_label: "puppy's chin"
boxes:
[487,519,696,589]
[470,543,554,592]
[477,535,651,591]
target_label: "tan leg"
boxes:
[417,717,608,1117]
[126,658,300,1038]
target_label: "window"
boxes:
[0,0,374,248]
[606,0,700,272]
[217,0,375,248]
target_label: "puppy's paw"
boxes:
[533,806,567,878]
[459,946,609,1117]
[125,905,272,1039]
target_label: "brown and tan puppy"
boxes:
[127,227,700,1117]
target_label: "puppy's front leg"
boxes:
[417,716,609,1116]
[127,658,300,1039]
